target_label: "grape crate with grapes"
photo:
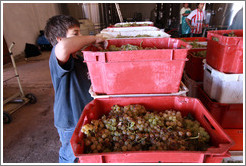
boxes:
[115,23,150,27]
[81,104,210,154]
[105,44,158,51]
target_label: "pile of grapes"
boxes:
[116,34,153,38]
[115,23,150,27]
[180,39,206,48]
[106,44,158,51]
[191,50,207,58]
[81,104,210,154]
[190,41,207,48]
[223,31,237,37]
[212,32,238,42]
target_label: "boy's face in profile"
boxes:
[66,26,81,38]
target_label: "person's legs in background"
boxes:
[190,33,202,37]
[179,24,183,37]
[195,33,202,37]
[183,34,190,37]
[57,127,76,163]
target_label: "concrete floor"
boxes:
[3,51,60,163]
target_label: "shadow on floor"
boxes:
[3,51,60,163]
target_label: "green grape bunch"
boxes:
[115,23,149,27]
[116,34,153,38]
[223,31,237,37]
[191,50,207,58]
[81,104,211,154]
[105,44,157,51]
[190,40,206,48]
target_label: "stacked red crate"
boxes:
[206,29,243,74]
[197,85,243,151]
[71,96,233,163]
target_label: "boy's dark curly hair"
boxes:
[44,15,80,46]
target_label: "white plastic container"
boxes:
[98,30,171,39]
[182,72,203,98]
[89,82,188,99]
[223,151,243,163]
[114,21,154,27]
[101,26,159,32]
[203,61,243,103]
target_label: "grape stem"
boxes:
[127,121,135,129]
[167,126,172,130]
[137,137,147,143]
[186,133,200,140]
[140,41,143,48]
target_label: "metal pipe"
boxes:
[3,75,18,83]
[3,92,21,105]
[8,42,15,53]
[8,42,25,97]
[221,3,228,26]
[115,3,123,22]
[8,99,29,115]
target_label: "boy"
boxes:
[44,15,104,163]
[185,3,206,37]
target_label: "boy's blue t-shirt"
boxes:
[49,46,93,129]
[37,36,50,45]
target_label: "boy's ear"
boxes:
[56,37,62,43]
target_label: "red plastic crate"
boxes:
[224,129,243,151]
[204,152,230,163]
[182,72,203,98]
[206,29,243,74]
[185,49,206,82]
[83,38,191,95]
[71,96,233,163]
[197,85,243,129]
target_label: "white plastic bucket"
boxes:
[203,60,243,103]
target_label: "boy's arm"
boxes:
[55,36,104,65]
[186,11,195,30]
[183,13,189,16]
[185,18,194,30]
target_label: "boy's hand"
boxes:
[93,36,105,50]
[95,36,105,44]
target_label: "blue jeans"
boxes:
[57,127,76,163]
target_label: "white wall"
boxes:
[3,3,60,56]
